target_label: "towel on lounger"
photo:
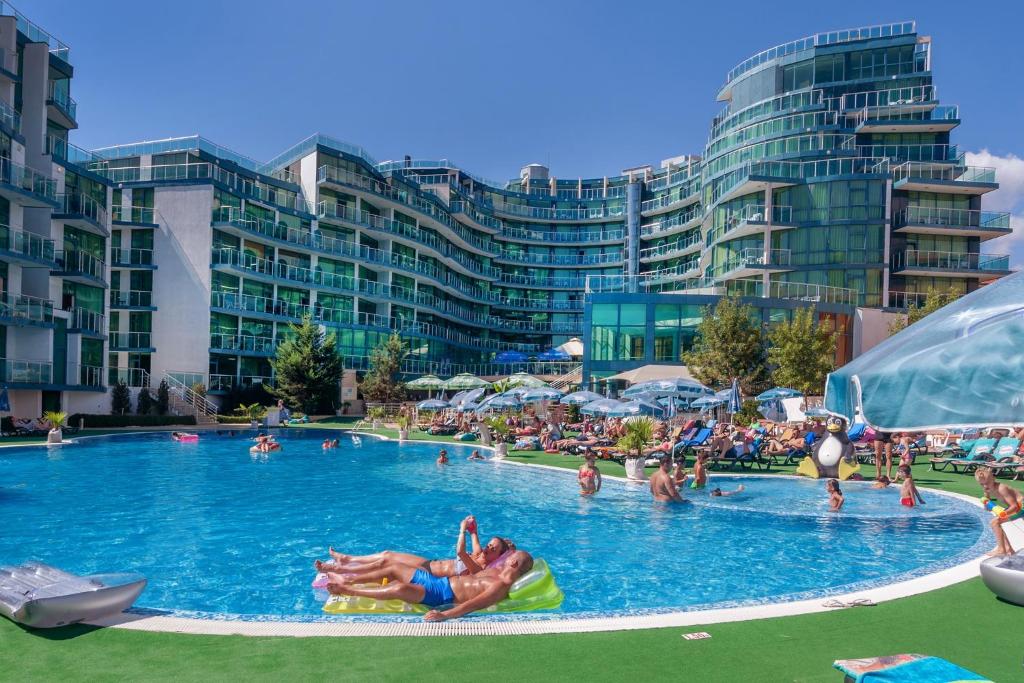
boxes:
[833,654,992,682]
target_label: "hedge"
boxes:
[216,415,256,424]
[69,414,197,428]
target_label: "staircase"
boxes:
[550,364,583,391]
[163,373,218,425]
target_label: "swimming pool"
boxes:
[0,430,991,622]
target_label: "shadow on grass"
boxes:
[14,621,103,641]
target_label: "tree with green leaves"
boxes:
[137,388,155,415]
[683,296,768,394]
[888,286,963,335]
[766,307,837,395]
[270,315,344,414]
[617,416,655,458]
[111,380,131,415]
[359,332,408,404]
[156,379,170,415]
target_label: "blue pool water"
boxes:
[0,431,991,621]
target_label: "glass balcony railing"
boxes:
[56,191,107,226]
[893,162,996,185]
[498,225,625,243]
[0,357,52,384]
[895,206,1011,231]
[75,364,104,387]
[639,206,703,236]
[495,250,623,266]
[111,205,155,224]
[0,293,53,323]
[46,80,77,121]
[68,307,104,334]
[892,250,1010,273]
[91,161,214,184]
[498,273,585,288]
[54,249,105,280]
[639,232,703,260]
[646,260,701,281]
[490,201,626,221]
[0,157,57,203]
[839,85,937,111]
[713,248,792,278]
[111,247,153,266]
[108,367,151,388]
[887,290,929,310]
[0,2,71,62]
[109,290,153,308]
[0,97,19,133]
[851,104,958,128]
[853,143,962,165]
[0,224,55,262]
[496,298,583,311]
[45,135,104,166]
[109,331,153,349]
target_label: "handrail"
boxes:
[163,372,217,418]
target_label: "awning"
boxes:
[600,364,698,384]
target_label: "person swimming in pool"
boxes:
[326,551,534,621]
[578,452,601,495]
[711,484,745,497]
[649,456,685,503]
[690,451,708,489]
[317,516,514,578]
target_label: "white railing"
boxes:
[163,373,217,419]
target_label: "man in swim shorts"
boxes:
[326,551,534,621]
[649,456,685,502]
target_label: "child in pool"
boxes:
[871,475,891,489]
[691,452,708,489]
[897,465,925,507]
[436,449,449,465]
[711,484,745,497]
[672,461,688,489]
[467,450,485,461]
[322,439,331,449]
[827,479,844,512]
[975,467,1024,556]
[578,453,601,496]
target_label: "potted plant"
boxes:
[237,403,266,428]
[396,414,410,442]
[618,416,654,482]
[44,411,66,445]
[484,417,511,458]
[368,406,386,430]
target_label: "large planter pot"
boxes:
[494,442,508,459]
[480,426,492,447]
[398,429,409,442]
[624,456,648,482]
[47,428,62,445]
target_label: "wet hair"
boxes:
[898,465,912,477]
[660,455,672,467]
[877,475,890,484]
[827,479,841,494]
[711,488,722,496]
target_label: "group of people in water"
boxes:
[315,515,533,621]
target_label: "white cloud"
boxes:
[966,150,1024,267]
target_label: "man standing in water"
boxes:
[649,456,685,502]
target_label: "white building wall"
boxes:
[149,185,214,382]
[853,307,901,357]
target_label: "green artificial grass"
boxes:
[3,417,1021,681]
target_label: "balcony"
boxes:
[54,192,108,235]
[712,205,795,245]
[0,225,55,266]
[840,85,937,113]
[109,290,155,309]
[713,248,792,280]
[894,207,1012,241]
[0,358,52,386]
[891,250,1011,279]
[711,158,888,206]
[645,260,702,283]
[53,249,107,287]
[210,333,276,356]
[109,331,154,352]
[892,163,997,195]
[0,157,58,207]
[67,307,105,337]
[46,80,77,129]
[639,232,703,263]
[112,205,157,226]
[855,143,962,166]
[639,188,701,216]
[497,226,625,244]
[493,250,624,267]
[0,97,19,134]
[45,135,105,168]
[492,298,583,312]
[490,201,627,223]
[108,367,151,388]
[498,273,585,289]
[111,247,155,268]
[639,207,702,238]
[0,293,54,327]
[851,104,959,134]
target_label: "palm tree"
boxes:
[490,379,512,395]
[44,411,67,445]
[617,417,655,481]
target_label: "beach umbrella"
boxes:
[443,373,491,390]
[476,394,522,413]
[623,378,712,399]
[494,350,528,364]
[449,387,486,407]
[608,399,666,418]
[825,271,1024,430]
[756,387,803,401]
[804,407,832,419]
[556,337,584,358]
[537,347,571,362]
[506,372,548,388]
[522,387,563,402]
[416,399,449,411]
[502,387,531,398]
[405,374,445,390]
[560,390,603,405]
[457,402,480,412]
[580,398,623,416]
[691,396,725,411]
[727,378,742,414]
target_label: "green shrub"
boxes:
[70,414,197,428]
[732,399,763,427]
[216,415,256,424]
[137,388,155,415]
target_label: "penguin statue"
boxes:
[796,416,860,480]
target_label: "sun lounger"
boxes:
[709,439,769,471]
[673,428,712,461]
[929,437,997,472]
[979,438,1022,478]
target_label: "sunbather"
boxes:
[325,550,534,621]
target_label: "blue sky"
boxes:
[20,0,1024,260]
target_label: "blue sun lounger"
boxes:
[980,437,1022,478]
[929,438,997,473]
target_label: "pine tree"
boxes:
[766,307,837,395]
[270,315,344,414]
[359,332,409,404]
[111,380,131,415]
[137,388,155,415]
[156,379,170,415]
[682,296,768,393]
[888,285,962,335]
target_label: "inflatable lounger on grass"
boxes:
[321,558,563,615]
[0,562,146,628]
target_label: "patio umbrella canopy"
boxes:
[476,395,522,412]
[580,398,623,416]
[727,378,742,413]
[756,387,803,401]
[623,378,712,399]
[522,387,563,402]
[824,270,1024,430]
[608,399,666,418]
[494,350,528,364]
[537,348,571,362]
[404,374,445,390]
[560,390,604,405]
[691,396,726,410]
[506,372,549,388]
[449,387,486,407]
[555,337,584,357]
[601,364,699,384]
[416,399,450,411]
[443,373,491,390]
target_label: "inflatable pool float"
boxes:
[172,433,199,442]
[980,550,1024,606]
[0,562,146,628]
[320,558,563,615]
[453,433,477,442]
